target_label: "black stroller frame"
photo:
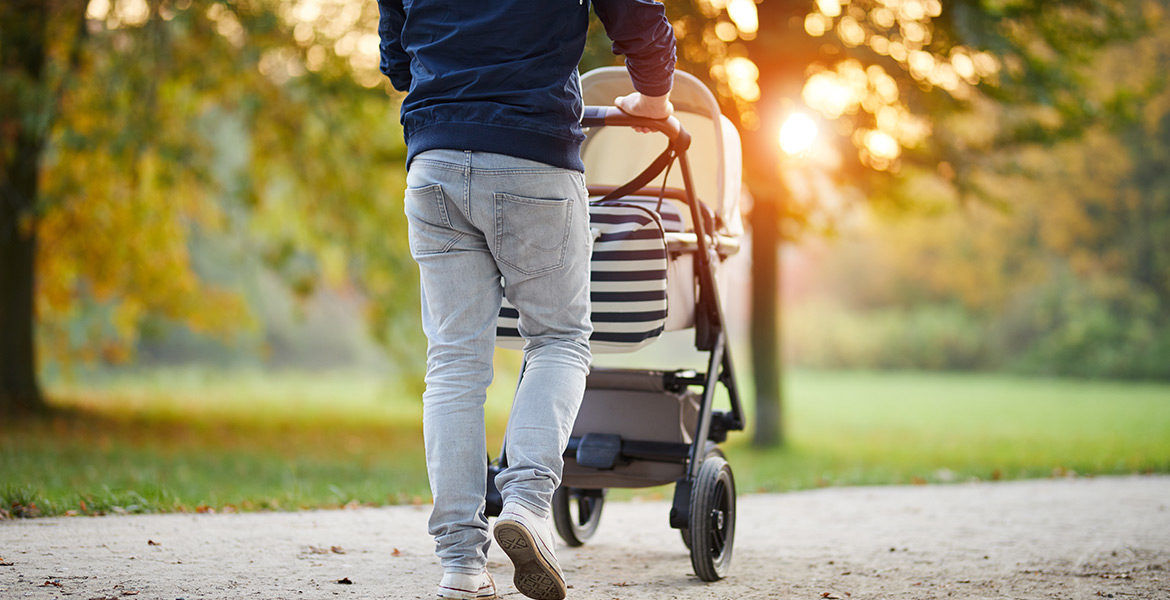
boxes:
[486,106,746,582]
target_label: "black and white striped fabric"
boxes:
[497,201,675,353]
[607,196,686,233]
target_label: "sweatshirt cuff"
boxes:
[629,69,674,97]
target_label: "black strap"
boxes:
[600,144,676,203]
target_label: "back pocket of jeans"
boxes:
[494,192,572,276]
[404,183,457,256]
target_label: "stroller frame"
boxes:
[486,106,746,581]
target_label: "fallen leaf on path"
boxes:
[306,545,348,555]
[336,577,353,585]
[821,593,840,599]
[147,540,161,546]
[41,580,63,587]
[391,548,401,557]
[0,558,13,566]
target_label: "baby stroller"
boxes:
[487,67,746,582]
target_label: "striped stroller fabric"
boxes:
[497,202,669,353]
[605,197,685,233]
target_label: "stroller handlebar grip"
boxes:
[581,106,691,150]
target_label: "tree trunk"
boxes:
[1,0,50,414]
[0,212,44,414]
[739,0,814,447]
[749,187,783,446]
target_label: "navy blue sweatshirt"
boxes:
[377,0,676,172]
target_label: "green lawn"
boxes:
[2,368,1167,517]
[723,370,1170,492]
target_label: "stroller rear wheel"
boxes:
[688,455,736,581]
[679,442,724,551]
[552,487,605,547]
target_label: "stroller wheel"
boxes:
[688,455,736,581]
[680,442,725,551]
[552,487,605,547]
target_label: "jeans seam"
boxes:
[463,152,472,217]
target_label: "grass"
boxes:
[722,370,1170,492]
[1,369,435,518]
[2,367,1168,518]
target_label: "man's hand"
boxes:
[614,92,673,133]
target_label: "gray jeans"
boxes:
[404,149,593,574]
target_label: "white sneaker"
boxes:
[436,570,496,600]
[493,502,566,600]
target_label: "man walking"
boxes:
[377,2,675,599]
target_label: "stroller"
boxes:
[488,67,747,582]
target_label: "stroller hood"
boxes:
[580,67,744,238]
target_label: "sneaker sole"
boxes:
[493,519,566,600]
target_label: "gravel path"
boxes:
[2,476,1168,599]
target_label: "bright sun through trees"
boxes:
[702,0,1000,171]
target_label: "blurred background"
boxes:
[1,0,1167,518]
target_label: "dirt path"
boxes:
[3,476,1168,599]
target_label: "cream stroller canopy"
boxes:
[580,67,745,238]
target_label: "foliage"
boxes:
[6,0,1167,405]
[27,0,421,377]
[786,301,992,370]
[784,9,1170,379]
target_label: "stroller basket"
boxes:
[561,368,700,490]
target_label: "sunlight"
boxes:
[725,56,761,102]
[816,0,843,18]
[727,0,758,35]
[802,71,858,119]
[805,13,831,37]
[780,112,819,157]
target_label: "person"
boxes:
[376,2,676,599]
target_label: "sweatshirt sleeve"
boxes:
[592,0,677,97]
[377,0,412,92]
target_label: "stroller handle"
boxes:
[581,106,691,151]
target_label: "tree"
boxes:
[665,0,1149,445]
[1,0,88,413]
[2,0,419,414]
[784,13,1170,378]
